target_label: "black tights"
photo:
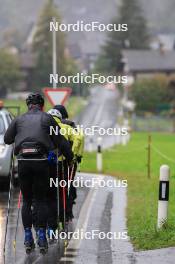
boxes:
[18,160,49,229]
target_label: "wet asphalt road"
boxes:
[76,85,122,151]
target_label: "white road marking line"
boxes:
[64,251,77,256]
[59,174,104,263]
[60,257,74,261]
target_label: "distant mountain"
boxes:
[0,0,175,54]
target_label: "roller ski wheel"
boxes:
[25,242,35,254]
[38,241,48,255]
[39,246,48,255]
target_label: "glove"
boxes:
[67,159,74,167]
[68,156,77,167]
[77,156,82,164]
[48,151,57,164]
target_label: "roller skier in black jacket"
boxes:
[4,93,73,254]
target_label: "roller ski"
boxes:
[24,228,35,254]
[37,228,48,254]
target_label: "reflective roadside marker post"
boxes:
[89,137,93,152]
[97,137,103,172]
[157,165,170,229]
[121,128,127,146]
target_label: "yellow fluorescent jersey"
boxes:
[53,116,81,157]
[76,126,85,157]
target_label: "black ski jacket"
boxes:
[4,108,73,162]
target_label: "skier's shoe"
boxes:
[38,228,48,254]
[24,228,35,254]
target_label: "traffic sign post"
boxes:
[43,87,72,106]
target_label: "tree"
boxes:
[0,49,21,97]
[32,0,67,90]
[96,0,150,73]
[3,28,22,49]
[131,77,168,113]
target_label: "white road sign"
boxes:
[43,88,72,106]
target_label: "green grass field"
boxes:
[81,132,175,250]
[3,96,86,118]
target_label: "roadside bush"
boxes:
[131,76,169,113]
[0,49,21,97]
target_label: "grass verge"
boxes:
[3,96,86,118]
[81,132,175,250]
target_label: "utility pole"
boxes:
[52,16,57,89]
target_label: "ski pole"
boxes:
[62,157,66,229]
[68,164,75,198]
[3,155,14,262]
[56,149,59,232]
[13,191,22,251]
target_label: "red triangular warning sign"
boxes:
[43,88,72,106]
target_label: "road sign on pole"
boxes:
[43,87,72,106]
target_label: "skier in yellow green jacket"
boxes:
[47,108,84,227]
[53,105,85,221]
[53,104,84,163]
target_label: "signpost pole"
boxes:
[52,17,57,89]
